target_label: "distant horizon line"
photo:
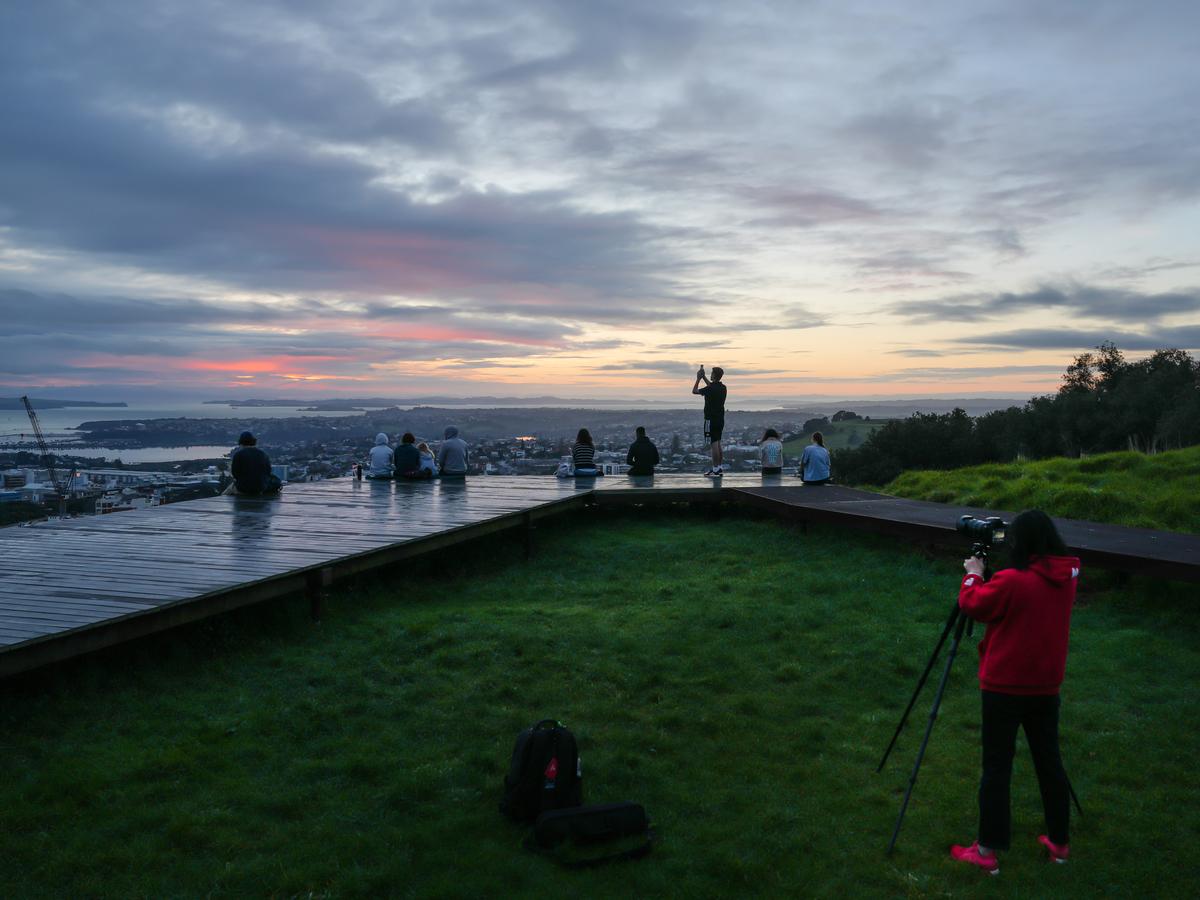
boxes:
[5,392,1036,408]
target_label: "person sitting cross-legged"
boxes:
[228,431,282,496]
[365,432,394,479]
[437,426,469,477]
[625,426,660,477]
[395,432,430,479]
[572,428,602,476]
[799,432,831,484]
[759,428,784,475]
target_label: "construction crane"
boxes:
[20,395,75,517]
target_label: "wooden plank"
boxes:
[3,475,1194,677]
[0,484,586,673]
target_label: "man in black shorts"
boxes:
[691,365,727,476]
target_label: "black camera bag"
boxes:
[500,719,582,823]
[529,802,655,867]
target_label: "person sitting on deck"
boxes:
[416,441,437,477]
[395,432,430,479]
[365,432,394,479]
[759,428,784,475]
[625,426,659,476]
[437,426,469,477]
[229,431,282,496]
[799,432,831,485]
[572,428,602,477]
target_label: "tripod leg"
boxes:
[887,614,969,855]
[877,602,961,773]
[1065,771,1084,816]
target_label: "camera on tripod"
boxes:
[957,515,1007,559]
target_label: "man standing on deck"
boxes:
[692,365,727,477]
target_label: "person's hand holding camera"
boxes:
[963,556,986,577]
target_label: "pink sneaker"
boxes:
[1038,834,1069,863]
[950,841,1000,874]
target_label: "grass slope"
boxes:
[1,511,1197,897]
[782,419,890,454]
[884,445,1200,533]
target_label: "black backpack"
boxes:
[500,719,582,823]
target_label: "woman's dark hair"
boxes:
[1007,509,1069,569]
[576,428,593,446]
[402,432,416,444]
[763,428,779,441]
[812,432,824,447]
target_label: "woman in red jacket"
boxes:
[950,510,1080,875]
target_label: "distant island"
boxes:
[0,397,127,410]
[206,396,1025,416]
[206,396,665,407]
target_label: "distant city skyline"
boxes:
[2,1,1198,401]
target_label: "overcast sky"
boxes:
[2,0,1198,401]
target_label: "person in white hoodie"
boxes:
[366,432,394,479]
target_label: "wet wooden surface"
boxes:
[2,474,1196,672]
[0,478,581,651]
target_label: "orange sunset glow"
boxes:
[1,2,1195,403]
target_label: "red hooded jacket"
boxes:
[958,555,1081,695]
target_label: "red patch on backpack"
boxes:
[544,757,558,780]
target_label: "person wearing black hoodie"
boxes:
[950,510,1081,875]
[625,426,660,476]
[229,431,281,495]
[394,432,426,479]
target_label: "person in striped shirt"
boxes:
[572,428,601,476]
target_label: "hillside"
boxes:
[782,418,891,454]
[885,446,1200,533]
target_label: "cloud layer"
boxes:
[2,0,1199,397]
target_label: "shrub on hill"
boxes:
[833,344,1200,484]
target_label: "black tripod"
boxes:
[876,551,1083,855]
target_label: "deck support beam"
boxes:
[307,567,333,621]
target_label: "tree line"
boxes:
[833,344,1200,485]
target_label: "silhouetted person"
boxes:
[691,365,726,476]
[395,432,429,479]
[229,431,281,495]
[800,432,831,484]
[626,426,660,476]
[437,426,469,477]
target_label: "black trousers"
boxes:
[978,690,1070,851]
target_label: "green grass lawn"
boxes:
[783,419,891,454]
[884,445,1200,533]
[2,510,1197,897]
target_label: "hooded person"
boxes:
[625,426,660,476]
[365,432,394,479]
[437,426,469,477]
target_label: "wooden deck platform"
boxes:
[2,474,1196,677]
